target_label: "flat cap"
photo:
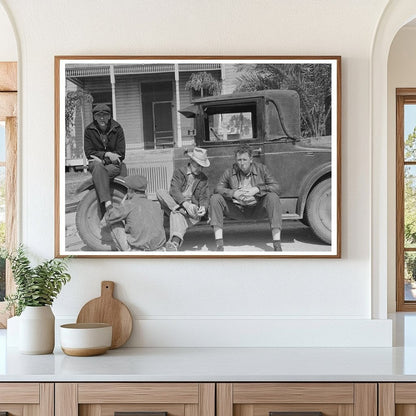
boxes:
[92,103,111,114]
[124,175,147,192]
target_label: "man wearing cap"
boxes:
[210,144,283,252]
[156,147,210,251]
[84,103,126,213]
[105,175,166,251]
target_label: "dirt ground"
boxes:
[65,171,90,204]
[65,210,331,254]
[64,171,332,254]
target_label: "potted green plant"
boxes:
[4,246,71,354]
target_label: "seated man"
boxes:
[105,175,166,251]
[210,144,283,252]
[84,103,126,214]
[156,147,210,251]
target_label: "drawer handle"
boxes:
[115,413,168,416]
[270,413,323,416]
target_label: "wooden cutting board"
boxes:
[76,281,133,349]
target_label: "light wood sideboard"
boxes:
[3,382,416,416]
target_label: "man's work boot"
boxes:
[273,240,282,252]
[165,240,179,251]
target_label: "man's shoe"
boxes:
[165,240,179,251]
[273,241,282,252]
[216,245,224,252]
[100,215,108,228]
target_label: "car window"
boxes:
[203,102,257,142]
[266,100,281,139]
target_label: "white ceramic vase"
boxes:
[18,305,55,354]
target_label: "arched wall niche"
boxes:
[372,0,416,317]
[386,13,416,312]
[0,0,18,61]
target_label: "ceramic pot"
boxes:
[60,323,112,356]
[19,305,55,354]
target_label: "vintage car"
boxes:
[176,90,332,242]
[76,90,333,251]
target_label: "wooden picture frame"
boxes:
[55,56,341,258]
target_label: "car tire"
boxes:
[305,178,331,244]
[75,186,126,251]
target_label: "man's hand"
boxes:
[89,155,103,163]
[240,195,257,205]
[233,189,245,201]
[197,206,206,217]
[233,187,259,203]
[182,201,199,218]
[105,152,121,163]
[232,187,259,206]
[241,186,260,197]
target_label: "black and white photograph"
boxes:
[55,57,341,257]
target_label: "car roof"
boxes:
[181,89,302,140]
[191,89,299,104]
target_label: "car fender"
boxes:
[296,162,331,217]
[76,175,128,194]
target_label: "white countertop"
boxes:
[2,345,416,382]
[3,313,416,382]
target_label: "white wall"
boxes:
[387,26,416,312]
[0,0,394,347]
[0,2,16,61]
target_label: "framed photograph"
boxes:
[55,56,341,258]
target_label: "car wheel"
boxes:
[75,186,126,251]
[305,178,331,244]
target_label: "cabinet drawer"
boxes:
[0,383,53,416]
[78,383,200,403]
[56,383,215,416]
[379,383,416,415]
[218,383,376,416]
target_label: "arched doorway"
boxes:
[371,0,416,317]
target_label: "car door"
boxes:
[262,99,332,217]
[195,98,265,192]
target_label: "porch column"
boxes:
[174,63,182,147]
[109,65,117,120]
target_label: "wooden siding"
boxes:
[66,68,223,166]
[179,73,195,145]
[115,75,142,148]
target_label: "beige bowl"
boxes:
[60,323,112,356]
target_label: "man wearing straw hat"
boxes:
[105,175,166,251]
[156,147,210,251]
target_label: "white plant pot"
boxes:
[19,305,55,354]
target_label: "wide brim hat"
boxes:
[92,103,111,115]
[124,175,147,192]
[187,147,210,168]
